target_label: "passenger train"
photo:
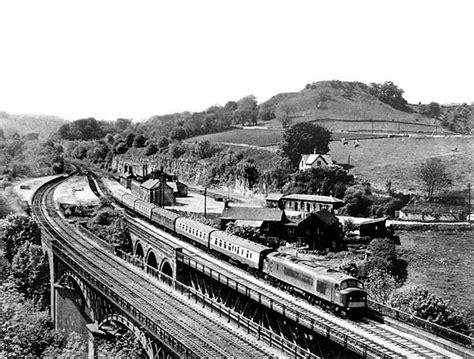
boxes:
[113,191,367,315]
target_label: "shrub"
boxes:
[145,142,158,156]
[390,287,470,335]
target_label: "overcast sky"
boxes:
[0,0,472,121]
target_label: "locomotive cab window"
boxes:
[340,280,364,290]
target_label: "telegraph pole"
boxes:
[468,183,472,221]
[204,187,207,218]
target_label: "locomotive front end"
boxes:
[338,279,367,312]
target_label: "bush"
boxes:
[2,214,41,263]
[145,142,158,156]
[169,142,186,158]
[390,287,470,335]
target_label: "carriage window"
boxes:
[219,240,222,247]
[215,238,218,245]
[223,242,227,249]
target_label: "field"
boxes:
[397,230,474,322]
[329,136,473,192]
[187,127,282,147]
[188,129,473,194]
[186,126,406,148]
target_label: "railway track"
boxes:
[32,176,278,358]
[125,200,450,359]
[83,168,465,358]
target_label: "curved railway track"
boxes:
[82,168,462,358]
[115,189,450,359]
[32,176,276,358]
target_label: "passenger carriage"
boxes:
[121,193,139,210]
[151,207,180,232]
[174,217,215,248]
[209,230,274,271]
[134,199,156,218]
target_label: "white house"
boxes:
[299,152,333,171]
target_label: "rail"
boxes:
[84,167,472,353]
[367,300,472,348]
[32,176,199,358]
[116,249,320,359]
[174,251,392,359]
[51,242,198,358]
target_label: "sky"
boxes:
[0,0,472,122]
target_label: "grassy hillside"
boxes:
[0,111,66,137]
[261,80,446,130]
[187,80,453,147]
[329,135,473,193]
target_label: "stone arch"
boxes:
[135,241,144,259]
[160,259,173,278]
[146,250,158,269]
[58,270,96,323]
[99,314,154,358]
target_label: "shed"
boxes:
[133,179,174,206]
[285,210,343,250]
[220,206,287,239]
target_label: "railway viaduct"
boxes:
[31,173,474,359]
[33,176,312,359]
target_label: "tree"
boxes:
[258,103,275,122]
[225,222,260,242]
[132,134,147,148]
[145,142,158,156]
[421,102,441,118]
[341,184,373,217]
[283,166,354,198]
[237,159,260,188]
[2,287,65,357]
[390,287,470,335]
[115,118,132,133]
[110,220,133,253]
[157,136,169,148]
[276,102,296,128]
[2,214,41,263]
[369,81,408,111]
[417,158,451,201]
[235,95,258,125]
[57,123,72,140]
[11,242,50,308]
[114,141,128,154]
[170,126,187,141]
[69,118,105,140]
[279,122,331,167]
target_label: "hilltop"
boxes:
[260,80,445,132]
[0,111,66,138]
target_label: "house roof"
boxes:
[358,217,387,226]
[282,194,344,204]
[313,210,339,226]
[141,179,161,190]
[266,193,284,202]
[222,207,284,222]
[234,220,264,228]
[166,181,178,192]
[301,153,333,166]
[288,211,339,227]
